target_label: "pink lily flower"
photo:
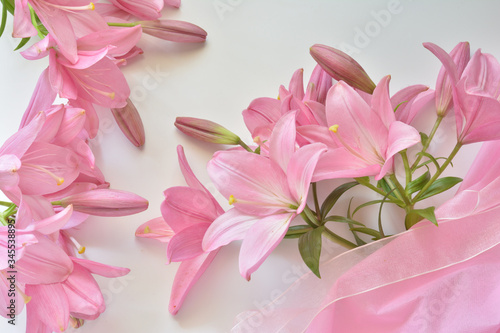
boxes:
[434,42,470,116]
[13,0,108,63]
[424,42,500,144]
[203,113,327,280]
[243,66,332,145]
[22,25,142,108]
[391,84,434,125]
[313,76,421,181]
[25,257,130,332]
[0,113,80,206]
[136,145,223,314]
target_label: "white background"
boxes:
[1,0,499,332]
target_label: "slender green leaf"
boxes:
[0,2,7,38]
[419,132,429,146]
[1,0,15,15]
[417,177,462,201]
[14,37,30,51]
[406,171,430,195]
[323,215,364,226]
[350,227,382,240]
[320,181,358,219]
[254,146,261,154]
[284,225,313,239]
[353,200,385,216]
[346,198,366,246]
[416,151,441,170]
[405,206,437,229]
[298,226,324,278]
[377,178,397,199]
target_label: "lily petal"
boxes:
[169,250,219,315]
[202,208,258,252]
[167,223,210,263]
[239,213,294,280]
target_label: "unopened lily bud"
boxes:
[139,20,207,43]
[310,44,376,94]
[175,117,241,145]
[111,98,145,147]
[435,42,470,116]
[60,189,149,217]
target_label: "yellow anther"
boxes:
[89,2,95,10]
[277,95,280,100]
[57,178,65,186]
[78,246,86,254]
[329,124,339,133]
[253,136,260,143]
[144,226,151,234]
[228,195,236,205]
[109,92,115,100]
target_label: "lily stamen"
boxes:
[50,2,95,11]
[23,163,64,185]
[69,236,86,254]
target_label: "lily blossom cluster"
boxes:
[0,93,149,330]
[138,40,500,331]
[2,0,207,147]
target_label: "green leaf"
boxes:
[254,146,261,154]
[320,181,358,219]
[419,132,429,146]
[284,225,313,239]
[1,0,15,15]
[14,37,30,51]
[417,177,462,201]
[353,199,385,216]
[416,151,441,170]
[405,206,437,229]
[298,226,324,278]
[323,215,364,226]
[346,198,366,246]
[377,178,396,198]
[0,2,7,38]
[349,227,382,240]
[405,171,430,195]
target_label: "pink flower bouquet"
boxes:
[138,41,500,332]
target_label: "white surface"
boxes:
[1,0,499,332]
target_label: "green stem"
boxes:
[312,183,321,222]
[413,142,463,202]
[0,201,13,207]
[388,174,410,206]
[400,150,411,186]
[411,115,444,171]
[238,139,254,153]
[302,205,319,226]
[323,228,357,249]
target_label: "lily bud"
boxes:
[60,189,149,217]
[138,20,207,43]
[435,42,470,116]
[175,117,241,145]
[111,98,145,147]
[310,44,376,94]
